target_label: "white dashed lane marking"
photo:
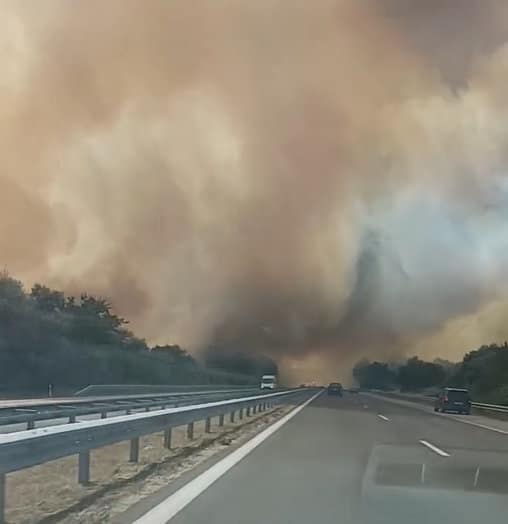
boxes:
[419,439,450,457]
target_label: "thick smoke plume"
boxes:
[2,1,508,381]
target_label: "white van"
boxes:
[260,374,277,390]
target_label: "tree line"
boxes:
[0,272,277,395]
[353,343,508,403]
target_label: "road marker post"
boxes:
[164,429,172,449]
[78,451,90,485]
[130,437,140,463]
[0,473,5,524]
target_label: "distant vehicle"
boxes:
[260,375,277,390]
[434,387,471,414]
[349,387,360,394]
[327,382,343,396]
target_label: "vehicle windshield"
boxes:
[3,2,508,523]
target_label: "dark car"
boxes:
[327,382,343,396]
[434,387,471,414]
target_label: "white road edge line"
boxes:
[451,417,508,436]
[419,439,450,457]
[377,414,389,421]
[133,390,322,524]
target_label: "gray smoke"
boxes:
[2,1,508,381]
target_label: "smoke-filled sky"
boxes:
[3,0,508,381]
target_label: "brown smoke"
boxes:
[2,1,508,382]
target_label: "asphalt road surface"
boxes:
[125,392,508,524]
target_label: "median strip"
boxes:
[132,390,322,524]
[0,388,314,523]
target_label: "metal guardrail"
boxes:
[0,388,267,430]
[470,402,508,413]
[0,387,317,522]
[74,383,257,396]
[372,391,508,415]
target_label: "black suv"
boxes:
[434,387,471,414]
[327,382,343,396]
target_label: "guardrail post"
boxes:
[253,405,257,414]
[78,451,90,485]
[0,473,5,524]
[219,414,225,427]
[239,408,243,420]
[230,411,235,423]
[69,415,76,423]
[129,437,140,463]
[164,429,172,449]
[101,411,107,419]
[246,407,251,417]
[187,422,194,440]
[205,417,212,433]
[27,420,35,430]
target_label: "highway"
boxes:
[121,392,508,524]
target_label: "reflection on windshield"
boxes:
[363,445,508,524]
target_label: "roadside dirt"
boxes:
[5,405,293,524]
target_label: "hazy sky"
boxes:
[2,1,508,381]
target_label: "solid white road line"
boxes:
[419,439,450,457]
[133,390,322,524]
[377,414,389,421]
[451,417,508,436]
